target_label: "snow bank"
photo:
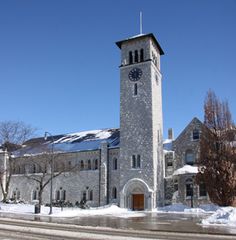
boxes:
[173,165,198,176]
[53,205,145,218]
[157,203,191,212]
[0,203,61,215]
[157,203,218,214]
[2,202,235,226]
[0,203,145,218]
[202,207,236,226]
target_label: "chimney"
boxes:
[168,128,174,140]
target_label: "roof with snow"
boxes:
[163,139,173,151]
[13,128,120,157]
[173,165,199,176]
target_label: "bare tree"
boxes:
[0,121,36,145]
[196,90,236,206]
[21,152,78,213]
[0,121,36,202]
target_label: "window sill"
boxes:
[186,196,193,199]
[198,196,207,199]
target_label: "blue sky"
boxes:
[0,0,235,138]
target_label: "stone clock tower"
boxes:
[116,33,164,210]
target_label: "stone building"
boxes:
[164,118,210,207]
[0,33,210,209]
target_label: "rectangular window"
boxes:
[89,190,93,201]
[174,182,178,191]
[192,129,200,140]
[199,183,207,197]
[134,83,138,96]
[167,161,173,167]
[129,51,133,64]
[132,155,141,169]
[132,155,136,168]
[137,155,141,168]
[186,184,193,197]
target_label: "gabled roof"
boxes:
[116,33,164,55]
[174,117,203,143]
[13,128,120,158]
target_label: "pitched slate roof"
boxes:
[13,128,120,157]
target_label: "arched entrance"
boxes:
[120,178,154,210]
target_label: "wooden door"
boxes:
[132,194,144,211]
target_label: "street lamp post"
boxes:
[44,131,54,215]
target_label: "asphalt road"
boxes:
[0,211,236,236]
[0,217,236,240]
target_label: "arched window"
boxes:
[56,190,60,201]
[12,189,20,200]
[14,165,20,174]
[113,158,117,170]
[80,160,84,170]
[112,187,117,199]
[32,164,36,173]
[61,162,65,171]
[67,161,72,171]
[89,190,93,201]
[32,189,39,200]
[140,49,144,62]
[61,190,66,201]
[88,160,91,170]
[82,191,86,201]
[94,159,98,170]
[129,51,133,64]
[134,50,139,63]
[16,190,20,200]
[185,178,193,197]
[20,165,25,174]
[53,161,58,172]
[185,150,195,165]
[32,190,37,200]
[55,189,66,201]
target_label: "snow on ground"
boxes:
[158,204,236,226]
[0,202,235,226]
[202,207,236,226]
[53,205,146,218]
[157,203,216,213]
[0,203,145,218]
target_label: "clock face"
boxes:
[128,68,142,81]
